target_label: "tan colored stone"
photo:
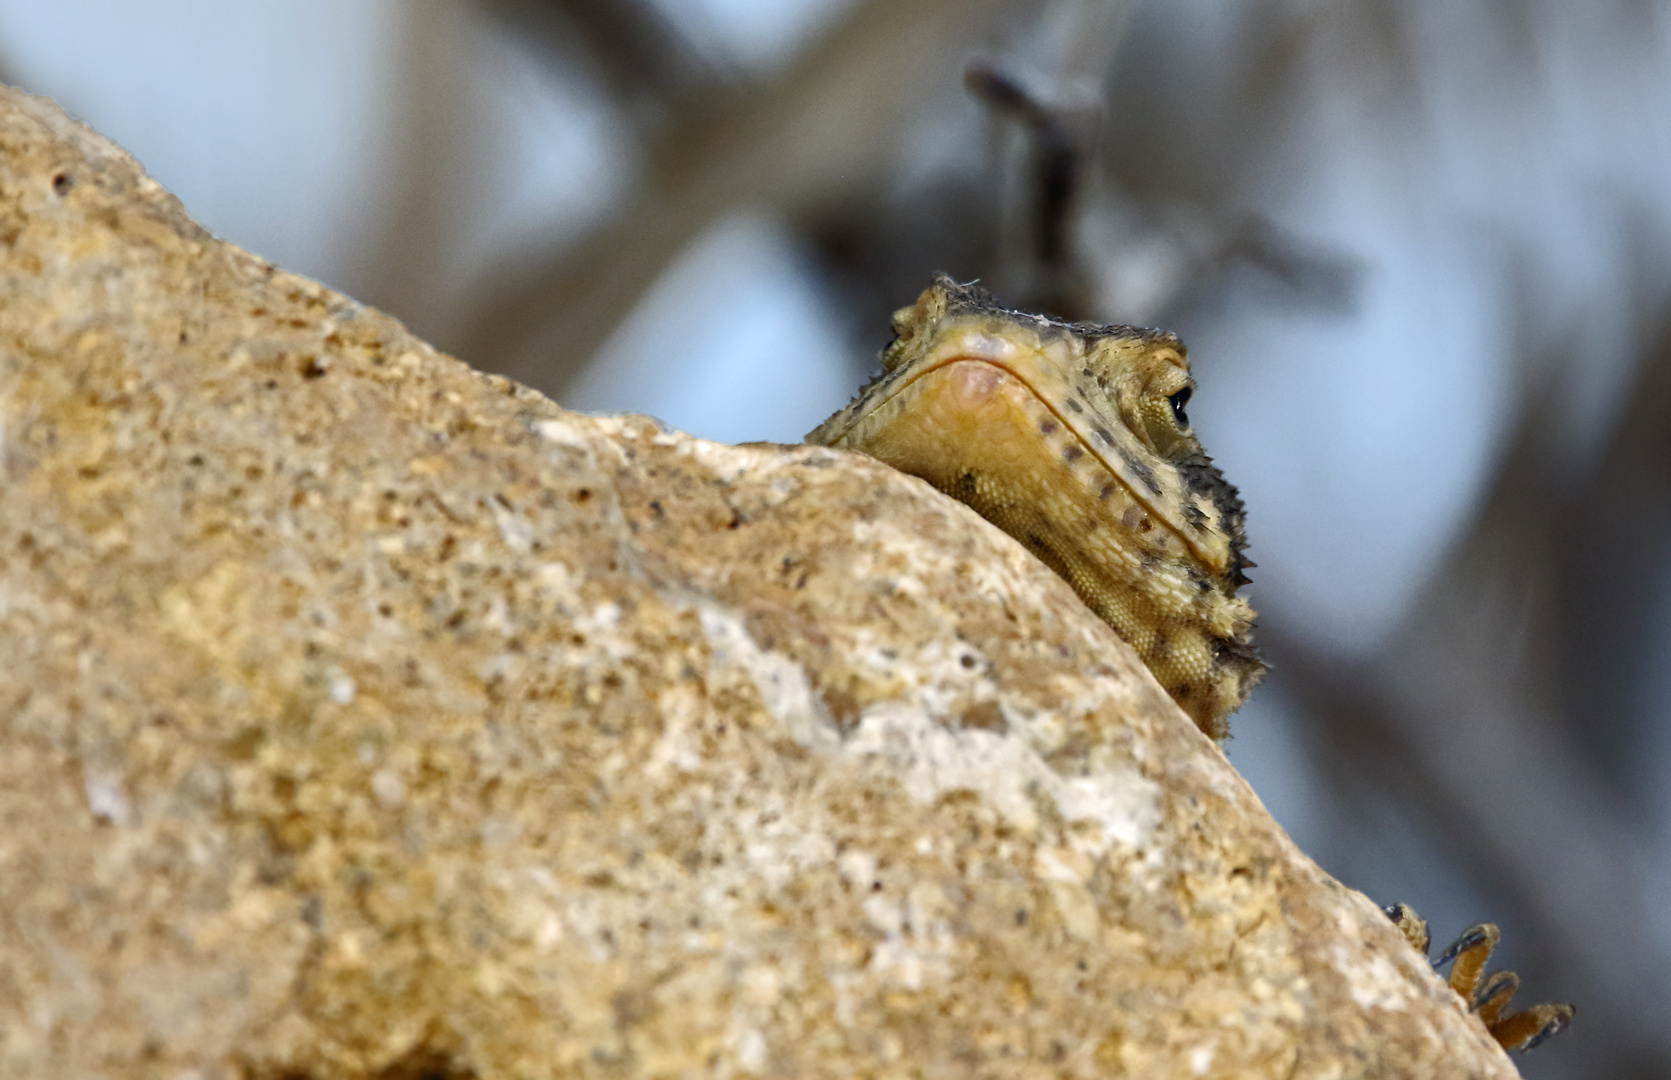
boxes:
[0,86,1517,1078]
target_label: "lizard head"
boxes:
[880,276,1253,582]
[810,274,1263,738]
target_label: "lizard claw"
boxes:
[1385,904,1573,1052]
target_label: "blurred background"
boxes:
[2,1,1667,1075]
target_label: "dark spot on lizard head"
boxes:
[1098,482,1116,500]
[1212,635,1263,672]
[1093,426,1114,445]
[1039,418,1059,435]
[1063,444,1083,463]
[1180,498,1207,533]
[1115,443,1162,496]
[1066,398,1084,413]
[1149,630,1170,658]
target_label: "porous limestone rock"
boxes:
[0,86,1517,1079]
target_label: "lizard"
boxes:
[807,273,1572,1053]
[806,272,1262,740]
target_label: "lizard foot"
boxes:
[1382,904,1574,1053]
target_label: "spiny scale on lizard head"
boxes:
[807,274,1264,739]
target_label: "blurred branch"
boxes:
[1145,211,1361,324]
[963,0,1137,317]
[967,58,1090,308]
[342,0,483,346]
[962,0,1356,325]
[475,0,714,119]
[455,0,1032,396]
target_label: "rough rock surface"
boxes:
[0,86,1518,1079]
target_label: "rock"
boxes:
[0,86,1515,1078]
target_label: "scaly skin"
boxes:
[808,274,1262,739]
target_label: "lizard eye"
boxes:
[1168,386,1192,428]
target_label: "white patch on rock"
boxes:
[837,849,878,889]
[1035,847,1089,884]
[844,703,1161,855]
[581,414,651,445]
[697,604,839,753]
[82,765,132,826]
[695,604,1159,858]
[533,418,594,450]
[572,601,635,663]
[328,675,357,704]
[490,499,534,554]
[731,1025,768,1074]
[861,889,955,991]
[862,893,904,936]
[370,768,406,809]
[483,595,513,635]
[1343,950,1414,1011]
[683,435,775,483]
[1334,906,1421,1012]
[533,560,577,601]
[645,686,707,780]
